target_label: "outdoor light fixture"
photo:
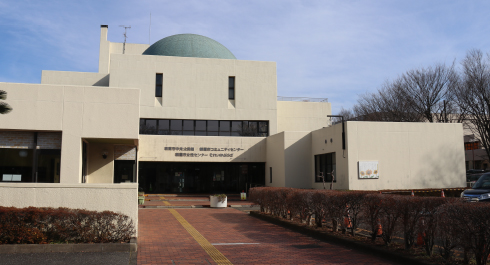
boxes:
[19,150,28,157]
[102,150,108,159]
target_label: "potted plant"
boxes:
[210,194,227,208]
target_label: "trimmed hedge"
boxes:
[250,187,490,265]
[0,207,135,244]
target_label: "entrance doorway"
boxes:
[138,162,265,194]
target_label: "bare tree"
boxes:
[341,62,461,124]
[451,49,490,161]
[331,107,354,124]
[400,63,457,122]
[353,79,423,122]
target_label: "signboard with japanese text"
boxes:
[137,136,267,162]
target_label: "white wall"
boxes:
[41,71,109,87]
[0,83,140,183]
[311,124,349,190]
[346,122,466,190]
[277,101,331,133]
[0,183,138,235]
[98,25,150,74]
[109,54,278,135]
[87,143,115,183]
[266,132,285,187]
[284,131,312,188]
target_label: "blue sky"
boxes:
[1,0,489,114]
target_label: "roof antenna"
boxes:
[149,12,151,45]
[119,25,131,54]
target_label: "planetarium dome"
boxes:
[143,34,236,60]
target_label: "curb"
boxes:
[140,205,204,209]
[140,205,256,209]
[249,211,434,265]
[0,238,137,254]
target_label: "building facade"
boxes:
[0,26,466,233]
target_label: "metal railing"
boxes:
[277,96,328,102]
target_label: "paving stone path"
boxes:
[138,208,400,265]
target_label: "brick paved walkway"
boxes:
[141,195,254,207]
[138,208,400,265]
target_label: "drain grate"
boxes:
[292,244,322,249]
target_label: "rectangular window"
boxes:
[231,121,242,136]
[158,120,170,135]
[465,142,480,150]
[183,120,194,135]
[270,167,272,183]
[155,74,163,97]
[208,120,219,136]
[140,120,157,135]
[228,77,235,100]
[138,119,268,137]
[314,153,336,183]
[170,120,182,135]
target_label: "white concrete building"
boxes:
[0,26,466,232]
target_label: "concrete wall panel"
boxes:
[277,101,331,133]
[0,183,138,235]
[346,122,466,190]
[284,131,312,188]
[266,132,285,187]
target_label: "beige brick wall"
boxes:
[38,132,62,149]
[114,145,136,160]
[0,131,35,149]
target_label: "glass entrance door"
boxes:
[138,162,265,194]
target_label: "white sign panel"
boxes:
[358,161,379,179]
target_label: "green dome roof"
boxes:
[143,34,236,59]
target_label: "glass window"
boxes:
[0,148,34,182]
[138,119,268,137]
[155,74,163,97]
[259,122,268,133]
[183,120,194,131]
[208,121,219,132]
[37,149,61,183]
[158,120,170,135]
[196,120,206,131]
[141,120,157,134]
[248,122,258,136]
[231,121,241,132]
[270,167,272,183]
[170,120,182,131]
[220,121,230,132]
[228,77,235,100]
[315,153,336,183]
[146,120,157,128]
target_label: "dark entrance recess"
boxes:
[114,160,136,183]
[138,162,265,194]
